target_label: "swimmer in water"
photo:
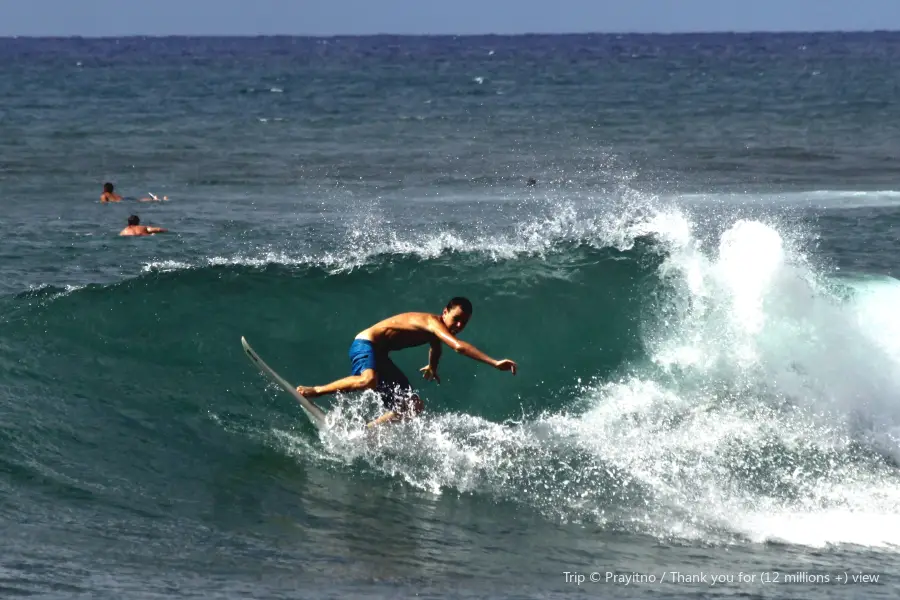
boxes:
[102,182,168,203]
[100,182,123,202]
[119,215,168,236]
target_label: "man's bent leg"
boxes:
[359,352,423,428]
[394,392,424,420]
[369,355,423,425]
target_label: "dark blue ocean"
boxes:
[2,33,900,599]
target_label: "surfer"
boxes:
[101,182,167,202]
[100,182,123,202]
[119,215,168,236]
[295,297,518,427]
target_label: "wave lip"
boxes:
[136,200,691,276]
[675,189,900,208]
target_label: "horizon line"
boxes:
[2,29,900,39]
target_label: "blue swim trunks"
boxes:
[348,339,415,411]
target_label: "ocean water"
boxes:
[2,32,900,599]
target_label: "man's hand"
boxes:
[296,385,320,398]
[419,365,440,384]
[494,359,517,375]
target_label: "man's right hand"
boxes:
[495,359,517,375]
[419,365,440,384]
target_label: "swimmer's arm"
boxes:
[146,227,168,234]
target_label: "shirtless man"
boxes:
[296,297,517,427]
[102,182,167,203]
[119,215,168,236]
[100,182,123,202]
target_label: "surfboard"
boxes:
[240,336,327,429]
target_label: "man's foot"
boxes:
[296,385,318,398]
[365,394,424,428]
[366,411,401,428]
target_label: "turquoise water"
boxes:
[2,33,900,598]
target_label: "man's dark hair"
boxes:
[103,182,114,193]
[446,296,472,314]
[127,215,140,226]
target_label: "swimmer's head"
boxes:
[103,182,114,193]
[127,215,140,226]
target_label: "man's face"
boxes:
[443,306,470,335]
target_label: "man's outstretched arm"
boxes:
[427,320,517,374]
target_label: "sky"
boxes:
[2,0,900,37]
